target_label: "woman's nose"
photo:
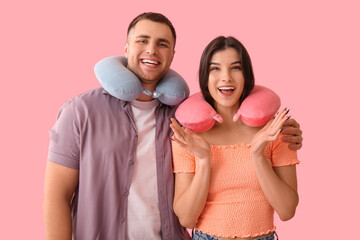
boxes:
[221,70,231,82]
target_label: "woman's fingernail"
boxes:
[280,128,284,133]
[287,115,291,120]
[286,109,290,115]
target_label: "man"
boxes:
[43,12,303,240]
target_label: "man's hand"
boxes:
[281,118,303,150]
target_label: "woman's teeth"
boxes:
[218,87,235,92]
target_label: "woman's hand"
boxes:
[251,108,290,156]
[170,118,211,161]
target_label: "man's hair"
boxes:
[127,12,176,47]
[199,36,255,108]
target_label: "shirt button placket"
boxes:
[122,187,129,196]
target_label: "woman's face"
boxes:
[207,47,245,112]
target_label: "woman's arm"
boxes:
[251,155,298,221]
[173,167,210,228]
[251,109,299,221]
[170,119,211,228]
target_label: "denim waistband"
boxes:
[193,229,278,240]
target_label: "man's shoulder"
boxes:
[73,87,105,101]
[57,87,111,114]
[63,87,106,105]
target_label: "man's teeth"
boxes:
[142,59,159,65]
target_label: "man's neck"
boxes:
[136,93,154,101]
[137,82,158,101]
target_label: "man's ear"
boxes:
[171,49,175,62]
[124,42,128,58]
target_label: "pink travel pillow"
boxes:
[175,85,281,132]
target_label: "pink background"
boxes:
[1,0,359,239]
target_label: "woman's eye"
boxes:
[232,66,242,70]
[210,67,219,71]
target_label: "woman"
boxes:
[170,36,299,240]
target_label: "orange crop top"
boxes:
[172,135,299,238]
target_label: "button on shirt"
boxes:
[47,88,190,240]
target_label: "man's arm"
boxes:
[282,118,303,150]
[43,161,79,240]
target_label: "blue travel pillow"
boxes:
[94,56,190,106]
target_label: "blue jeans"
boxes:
[192,229,278,240]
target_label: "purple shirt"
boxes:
[48,87,190,240]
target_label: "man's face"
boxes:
[125,19,175,91]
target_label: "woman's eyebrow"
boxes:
[209,61,241,65]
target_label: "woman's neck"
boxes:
[214,104,240,128]
[200,102,261,146]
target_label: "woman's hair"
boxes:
[199,36,255,108]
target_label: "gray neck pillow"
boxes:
[94,56,189,106]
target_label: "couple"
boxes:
[44,12,302,240]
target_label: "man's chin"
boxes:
[139,73,165,84]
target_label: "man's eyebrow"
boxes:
[158,38,171,44]
[135,35,171,44]
[135,35,150,39]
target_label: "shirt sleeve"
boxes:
[47,100,80,169]
[264,134,300,167]
[172,140,195,173]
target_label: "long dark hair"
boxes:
[199,36,255,108]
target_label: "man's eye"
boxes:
[159,43,168,47]
[138,40,147,44]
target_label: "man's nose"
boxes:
[146,43,157,55]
